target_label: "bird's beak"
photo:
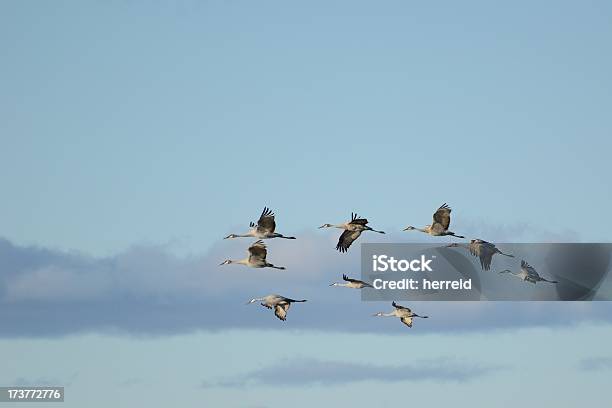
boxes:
[402,227,410,231]
[329,283,335,286]
[318,225,325,229]
[219,262,226,266]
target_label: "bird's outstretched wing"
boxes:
[470,240,496,271]
[256,207,276,234]
[521,260,537,274]
[342,274,359,283]
[400,316,413,327]
[349,212,369,226]
[432,203,452,230]
[525,268,542,281]
[336,229,362,253]
[468,240,482,258]
[248,240,268,262]
[470,238,491,251]
[479,248,495,271]
[274,302,290,321]
[521,260,541,282]
[392,301,410,311]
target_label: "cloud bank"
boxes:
[577,357,612,372]
[1,232,612,337]
[201,357,504,388]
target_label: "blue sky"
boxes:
[1,1,612,406]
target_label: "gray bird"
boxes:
[499,260,558,284]
[219,240,285,269]
[404,203,465,238]
[319,212,385,253]
[447,239,514,271]
[224,207,296,240]
[373,302,429,328]
[247,294,307,321]
[330,274,374,289]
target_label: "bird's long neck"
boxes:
[380,312,395,317]
[236,258,249,265]
[332,283,349,287]
[320,224,346,230]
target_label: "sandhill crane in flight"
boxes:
[319,212,385,253]
[373,302,429,328]
[219,240,286,269]
[447,239,514,271]
[224,207,296,240]
[246,294,307,321]
[499,260,558,284]
[330,274,374,289]
[403,203,465,238]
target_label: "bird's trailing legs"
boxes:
[366,226,385,234]
[266,263,286,270]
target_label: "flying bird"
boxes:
[330,274,374,289]
[373,302,429,328]
[224,207,296,240]
[447,239,514,271]
[403,203,465,238]
[219,240,286,269]
[247,294,307,321]
[319,212,385,253]
[499,260,558,284]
